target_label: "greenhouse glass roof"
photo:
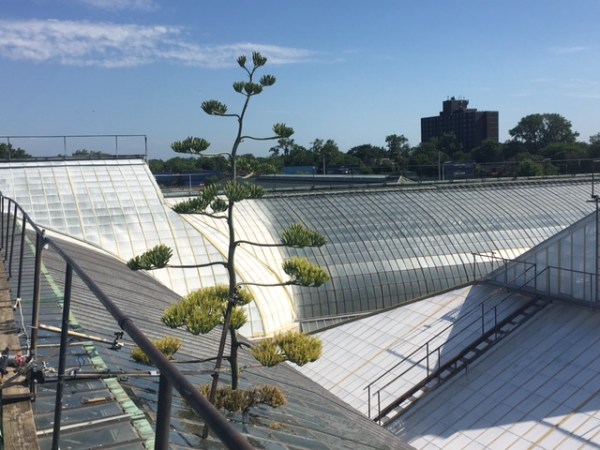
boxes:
[0,159,594,337]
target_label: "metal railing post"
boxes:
[51,263,73,450]
[155,374,173,449]
[29,230,45,396]
[4,199,10,257]
[481,303,485,335]
[367,385,371,419]
[377,391,381,425]
[494,306,498,340]
[1,195,5,250]
[426,342,430,376]
[8,202,18,278]
[16,214,26,300]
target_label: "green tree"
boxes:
[541,142,588,161]
[408,140,444,178]
[589,133,600,159]
[509,113,579,153]
[310,138,341,173]
[128,53,328,415]
[513,153,546,177]
[72,149,112,158]
[0,143,31,159]
[148,158,166,173]
[347,144,386,165]
[285,143,314,167]
[385,134,410,164]
[269,137,295,158]
[436,133,464,160]
[469,140,504,163]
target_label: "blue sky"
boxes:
[1,0,599,159]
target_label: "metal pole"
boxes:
[1,196,5,252]
[367,386,371,419]
[29,230,45,396]
[155,373,173,450]
[4,200,11,256]
[481,303,485,335]
[494,307,498,340]
[8,202,18,278]
[377,391,381,425]
[51,263,73,450]
[16,214,26,299]
[596,196,599,304]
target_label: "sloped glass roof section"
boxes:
[0,159,595,337]
[228,180,593,327]
[0,159,295,337]
[487,210,598,305]
[298,210,600,449]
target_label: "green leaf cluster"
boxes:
[171,137,211,155]
[161,285,253,335]
[273,123,294,139]
[282,257,330,287]
[259,75,276,87]
[252,51,267,68]
[172,184,222,214]
[224,181,264,202]
[251,331,322,367]
[131,335,182,365]
[198,384,287,412]
[201,100,228,116]
[127,244,173,270]
[281,223,326,248]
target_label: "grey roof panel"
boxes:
[6,228,411,449]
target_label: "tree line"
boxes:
[148,113,600,179]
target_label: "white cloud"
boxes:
[548,46,589,54]
[77,0,158,12]
[0,19,315,68]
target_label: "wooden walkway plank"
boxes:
[0,261,39,450]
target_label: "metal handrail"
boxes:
[364,268,529,392]
[364,263,541,419]
[1,134,148,159]
[0,192,253,450]
[367,258,596,421]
